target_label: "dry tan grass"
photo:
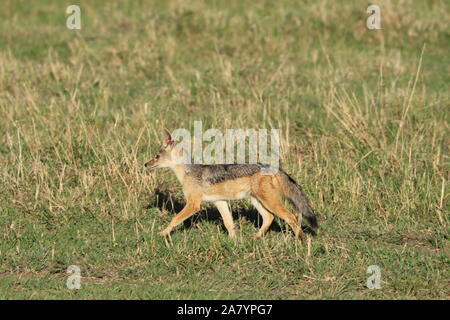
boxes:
[0,0,448,299]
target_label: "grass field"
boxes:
[0,0,449,299]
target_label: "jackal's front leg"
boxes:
[214,200,236,238]
[158,201,200,236]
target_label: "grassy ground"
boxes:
[0,0,449,299]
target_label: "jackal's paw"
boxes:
[158,228,172,236]
[298,233,307,243]
[253,233,264,239]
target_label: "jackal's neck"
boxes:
[170,164,187,183]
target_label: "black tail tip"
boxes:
[306,215,319,229]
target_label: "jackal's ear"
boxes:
[162,128,174,147]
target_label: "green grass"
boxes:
[0,0,449,299]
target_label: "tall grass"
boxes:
[0,0,448,299]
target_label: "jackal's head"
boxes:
[144,129,181,169]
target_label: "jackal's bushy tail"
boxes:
[279,171,318,229]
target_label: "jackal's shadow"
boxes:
[147,189,315,235]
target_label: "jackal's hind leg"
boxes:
[250,197,274,238]
[214,200,236,238]
[254,183,305,241]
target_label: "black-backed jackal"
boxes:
[145,129,318,240]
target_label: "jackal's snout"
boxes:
[144,160,154,168]
[144,155,160,168]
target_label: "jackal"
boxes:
[145,129,318,240]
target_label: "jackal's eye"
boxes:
[155,154,160,159]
